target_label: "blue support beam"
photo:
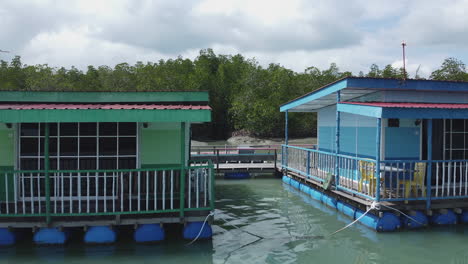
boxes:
[285,111,289,145]
[337,103,383,118]
[335,91,341,187]
[285,111,289,168]
[426,119,433,211]
[375,118,382,202]
[280,79,347,112]
[338,103,468,120]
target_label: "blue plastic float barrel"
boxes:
[321,194,338,209]
[459,210,468,224]
[300,183,311,195]
[84,226,116,244]
[402,211,428,229]
[290,179,300,189]
[309,188,323,202]
[33,228,68,245]
[282,175,291,185]
[337,201,356,219]
[0,228,15,246]
[224,172,250,179]
[355,210,401,231]
[183,222,213,240]
[430,210,457,225]
[134,224,165,242]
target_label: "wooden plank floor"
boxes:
[217,162,276,170]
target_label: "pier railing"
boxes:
[0,161,214,220]
[282,145,468,204]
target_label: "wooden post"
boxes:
[274,148,278,174]
[216,149,220,172]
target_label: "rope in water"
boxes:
[187,201,427,244]
[379,203,426,226]
[329,202,377,236]
[186,211,215,246]
[329,201,426,235]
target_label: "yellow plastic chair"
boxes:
[358,160,376,196]
[402,162,426,200]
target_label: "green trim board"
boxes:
[141,164,181,168]
[0,127,14,167]
[0,109,211,123]
[0,91,209,103]
[0,166,14,202]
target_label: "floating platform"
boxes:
[282,175,464,232]
[0,220,213,246]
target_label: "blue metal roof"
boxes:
[337,101,468,119]
[280,77,468,112]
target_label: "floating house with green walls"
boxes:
[0,91,214,245]
[281,77,468,231]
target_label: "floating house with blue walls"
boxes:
[0,91,214,245]
[281,77,468,231]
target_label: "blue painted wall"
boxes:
[318,105,377,158]
[317,106,421,160]
[383,119,420,160]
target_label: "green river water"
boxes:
[1,178,468,264]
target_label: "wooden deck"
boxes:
[191,146,281,173]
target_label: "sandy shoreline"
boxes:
[192,136,316,146]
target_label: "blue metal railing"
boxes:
[281,145,468,206]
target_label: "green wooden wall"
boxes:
[140,122,187,167]
[0,123,15,202]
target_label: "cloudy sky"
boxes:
[1,0,468,76]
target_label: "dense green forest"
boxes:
[1,49,467,139]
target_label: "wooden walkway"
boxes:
[217,162,276,171]
[191,145,288,173]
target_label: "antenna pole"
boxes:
[402,41,407,80]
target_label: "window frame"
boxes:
[443,119,467,160]
[17,122,139,171]
[16,122,140,201]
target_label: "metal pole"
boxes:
[402,41,407,80]
[285,111,289,146]
[274,149,277,172]
[210,165,215,210]
[285,111,289,169]
[216,149,220,172]
[44,123,51,224]
[375,118,382,201]
[179,122,186,218]
[335,91,341,187]
[426,119,433,211]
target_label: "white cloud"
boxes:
[1,0,467,76]
[20,26,168,68]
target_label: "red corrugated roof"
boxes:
[0,103,211,110]
[340,102,468,109]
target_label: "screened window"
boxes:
[444,119,468,160]
[18,122,138,171]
